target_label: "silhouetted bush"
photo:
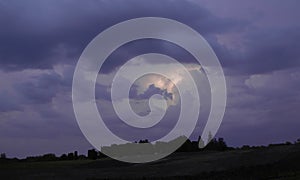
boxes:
[26,153,57,162]
[78,155,87,160]
[139,139,149,144]
[60,154,68,160]
[204,137,228,151]
[67,152,74,160]
[98,151,107,158]
[88,149,98,160]
[285,141,292,145]
[0,153,6,159]
[74,151,78,159]
[241,145,251,150]
[268,143,287,147]
[176,139,198,152]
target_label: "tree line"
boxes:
[1,137,300,162]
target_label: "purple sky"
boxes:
[0,0,300,158]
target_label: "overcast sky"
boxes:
[0,0,300,158]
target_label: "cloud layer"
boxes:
[0,0,300,157]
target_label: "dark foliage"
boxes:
[0,153,6,159]
[203,137,228,151]
[2,137,300,163]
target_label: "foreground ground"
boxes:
[1,144,300,179]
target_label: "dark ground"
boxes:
[1,144,300,180]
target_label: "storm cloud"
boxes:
[0,0,299,157]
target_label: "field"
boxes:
[1,144,300,179]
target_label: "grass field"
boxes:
[1,144,300,179]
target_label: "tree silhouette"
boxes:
[138,139,149,143]
[198,136,205,149]
[205,137,228,151]
[208,131,213,142]
[67,152,74,160]
[74,151,78,159]
[218,138,228,151]
[88,149,98,160]
[0,153,6,159]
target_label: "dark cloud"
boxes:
[0,0,246,71]
[217,66,300,146]
[0,90,21,112]
[95,83,111,101]
[1,0,300,158]
[242,28,300,74]
[132,84,173,101]
[213,27,300,75]
[13,72,63,104]
[128,83,173,116]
